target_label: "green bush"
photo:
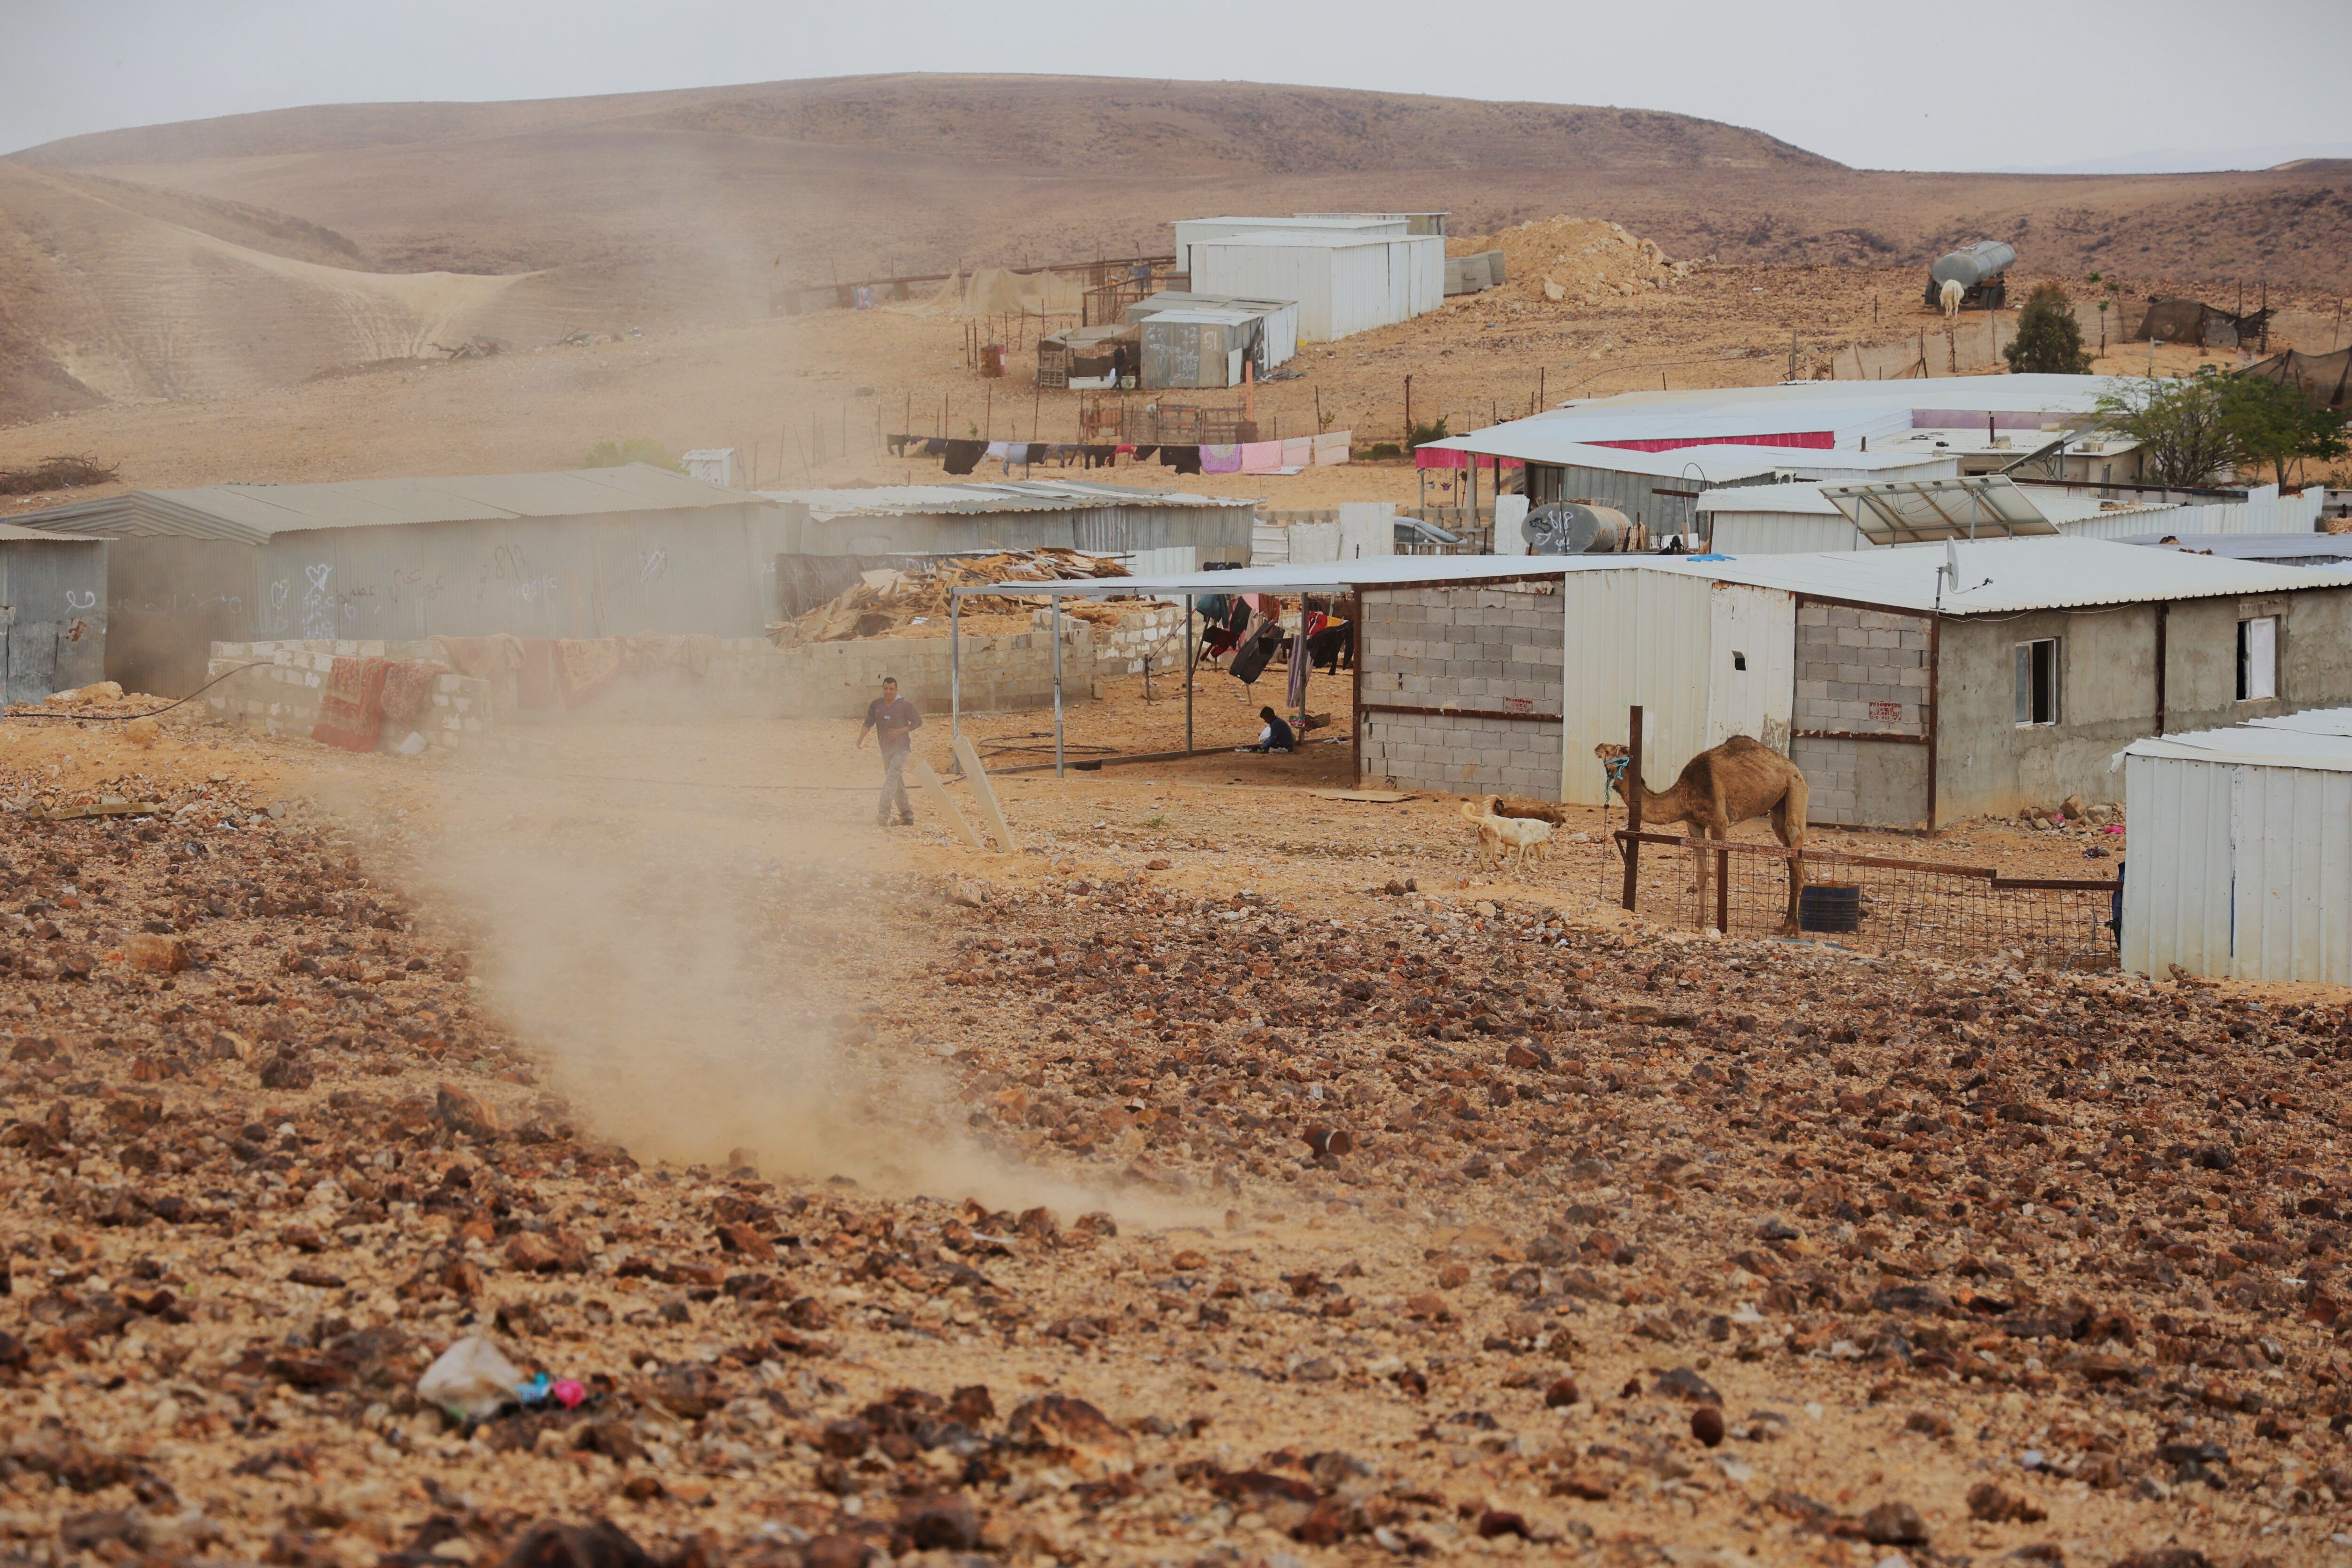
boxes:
[583,437,683,471]
[2002,284,2094,375]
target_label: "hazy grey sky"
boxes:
[8,0,2349,172]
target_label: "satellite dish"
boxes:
[1944,539,1961,586]
[1524,501,1629,555]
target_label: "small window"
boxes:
[1732,651,1748,671]
[2014,638,2059,726]
[2238,617,2278,702]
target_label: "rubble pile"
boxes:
[788,551,1128,644]
[0,758,2342,1563]
[1452,218,1689,307]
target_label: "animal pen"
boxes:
[1609,705,2119,967]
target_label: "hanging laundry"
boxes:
[1169,446,1203,475]
[886,434,914,457]
[1239,440,1283,473]
[986,441,1009,460]
[1228,614,1283,685]
[1201,444,1243,475]
[942,439,985,475]
[1281,437,1314,467]
[924,437,948,457]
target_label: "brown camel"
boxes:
[1594,736,1810,932]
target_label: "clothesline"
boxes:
[886,432,1352,477]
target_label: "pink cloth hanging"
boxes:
[1239,441,1284,473]
[1200,444,1243,474]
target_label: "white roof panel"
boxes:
[962,538,2352,612]
[763,481,1255,523]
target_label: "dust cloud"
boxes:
[382,717,1159,1220]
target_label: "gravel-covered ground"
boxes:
[0,701,2335,1568]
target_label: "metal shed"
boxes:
[1138,309,1263,389]
[1170,216,1406,274]
[2120,709,2352,983]
[1123,293,1299,370]
[965,539,2352,827]
[763,482,1256,564]
[1189,232,1444,343]
[11,465,792,697]
[0,525,107,703]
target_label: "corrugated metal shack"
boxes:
[1124,293,1300,374]
[764,482,1256,565]
[2120,708,2352,983]
[985,540,2352,828]
[0,525,108,702]
[1170,216,1406,274]
[1189,231,1445,343]
[11,465,795,697]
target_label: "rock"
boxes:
[1476,1510,1531,1540]
[1652,1366,1720,1404]
[499,1520,662,1568]
[505,1233,561,1273]
[1542,1377,1580,1409]
[1964,1481,2045,1523]
[802,1537,874,1568]
[121,718,162,748]
[437,1082,499,1140]
[1301,1124,1354,1156]
[1006,1394,1135,1478]
[257,1051,314,1090]
[899,1495,979,1552]
[1691,1406,1725,1447]
[1860,1501,1927,1545]
[1903,1410,1953,1439]
[1550,1471,1614,1500]
[125,934,187,973]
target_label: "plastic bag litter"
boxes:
[417,1334,525,1420]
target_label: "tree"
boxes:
[2003,283,2094,375]
[2218,374,2351,489]
[2096,372,2236,487]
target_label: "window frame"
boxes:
[2013,637,2060,728]
[2237,615,2279,703]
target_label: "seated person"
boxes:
[1238,705,1297,754]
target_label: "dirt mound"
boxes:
[1453,216,1687,305]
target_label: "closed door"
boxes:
[1706,584,1795,754]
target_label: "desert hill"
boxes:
[4,74,2350,428]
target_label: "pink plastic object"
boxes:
[552,1379,588,1409]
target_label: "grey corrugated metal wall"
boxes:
[1527,461,1777,539]
[0,539,108,702]
[93,502,808,696]
[791,504,1252,558]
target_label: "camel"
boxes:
[1594,736,1809,933]
[1940,277,1965,321]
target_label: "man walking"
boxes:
[858,675,922,826]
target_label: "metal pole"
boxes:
[1620,704,1644,911]
[1185,593,1195,754]
[1051,592,1065,779]
[950,590,962,757]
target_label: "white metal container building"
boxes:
[1122,293,1299,369]
[2120,708,2352,983]
[1171,216,1405,274]
[1189,231,1445,343]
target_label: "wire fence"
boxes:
[1613,831,2120,969]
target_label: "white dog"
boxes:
[1460,797,1554,876]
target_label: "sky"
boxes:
[7,0,2350,173]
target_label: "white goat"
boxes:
[1940,277,1965,321]
[1460,797,1554,877]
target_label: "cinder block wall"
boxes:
[1030,603,1187,678]
[1792,602,1931,827]
[206,641,497,751]
[203,626,1100,739]
[1358,583,1565,800]
[1794,603,1930,735]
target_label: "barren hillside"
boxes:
[3,74,2349,429]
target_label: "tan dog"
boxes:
[1460,797,1554,876]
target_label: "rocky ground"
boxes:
[0,698,2336,1568]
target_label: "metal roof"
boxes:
[1438,376,2131,452]
[2122,709,2352,774]
[1423,434,1950,480]
[764,481,1259,524]
[1821,475,2058,544]
[961,537,2352,615]
[2128,532,2352,561]
[0,522,102,543]
[1695,483,1843,516]
[8,464,755,546]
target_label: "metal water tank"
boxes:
[1928,241,2017,292]
[1524,502,1630,554]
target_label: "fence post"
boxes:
[1619,704,1643,911]
[1717,845,1731,934]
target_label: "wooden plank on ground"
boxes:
[953,735,1018,852]
[907,756,985,850]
